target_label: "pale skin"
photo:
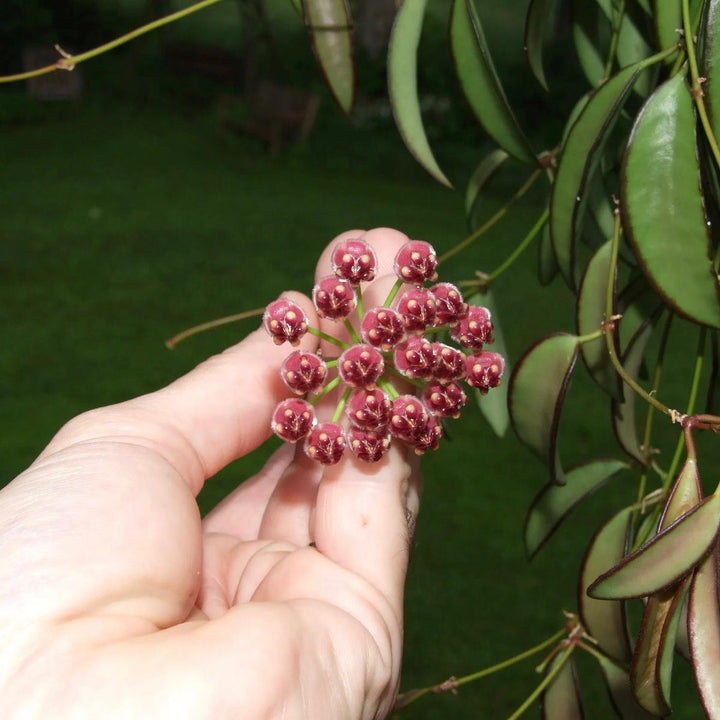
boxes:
[0,228,421,719]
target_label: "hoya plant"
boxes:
[5,0,720,717]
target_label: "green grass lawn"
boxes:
[0,80,711,718]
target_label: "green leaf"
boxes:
[464,148,509,219]
[688,545,720,718]
[660,456,703,527]
[588,493,720,600]
[450,0,536,164]
[576,240,622,400]
[524,0,556,91]
[701,0,720,140]
[508,333,579,484]
[621,72,720,328]
[538,218,559,286]
[572,0,607,88]
[388,0,452,187]
[655,0,683,57]
[579,506,633,663]
[526,459,627,558]
[631,578,691,717]
[303,0,355,114]
[541,653,584,719]
[550,62,642,289]
[469,290,510,437]
[597,654,658,720]
[615,10,654,97]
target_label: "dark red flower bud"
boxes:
[271,398,316,442]
[338,344,384,389]
[263,298,309,346]
[389,395,431,443]
[346,427,392,463]
[280,351,327,395]
[450,305,494,350]
[360,307,406,351]
[465,351,505,392]
[346,388,392,430]
[397,287,437,332]
[312,276,357,320]
[304,422,346,464]
[430,282,468,327]
[393,336,436,380]
[394,240,439,284]
[422,380,467,418]
[331,238,378,285]
[411,415,443,455]
[431,343,466,382]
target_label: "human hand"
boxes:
[0,228,420,719]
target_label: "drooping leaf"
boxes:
[508,333,579,484]
[388,0,452,187]
[631,577,691,717]
[615,10,654,97]
[621,72,720,328]
[541,652,584,719]
[303,0,355,114]
[550,62,642,289]
[688,544,720,718]
[596,654,657,720]
[571,0,606,88]
[588,493,720,600]
[579,506,633,663]
[655,0,683,57]
[469,290,510,437]
[709,331,720,413]
[576,240,622,400]
[450,0,536,164]
[526,459,627,558]
[538,218,559,286]
[465,148,509,220]
[701,0,720,141]
[524,0,556,91]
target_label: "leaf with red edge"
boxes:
[303,0,355,114]
[525,458,628,558]
[541,652,584,719]
[689,543,720,718]
[509,333,580,484]
[465,148,509,222]
[579,506,633,663]
[596,654,657,720]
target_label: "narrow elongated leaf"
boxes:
[550,62,641,289]
[525,0,555,90]
[465,148,509,219]
[660,456,703,527]
[450,0,536,164]
[622,72,720,328]
[508,333,580,484]
[709,331,720,413]
[588,494,720,600]
[571,0,606,88]
[538,219,559,285]
[526,459,627,558]
[470,290,509,437]
[655,0,683,56]
[577,241,622,400]
[303,0,354,113]
[597,654,657,720]
[631,577,691,716]
[580,506,633,663]
[689,544,720,718]
[702,0,720,139]
[542,653,584,719]
[388,0,452,187]
[615,12,653,97]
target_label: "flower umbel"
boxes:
[265,234,505,463]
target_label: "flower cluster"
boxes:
[264,236,505,464]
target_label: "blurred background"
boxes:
[0,1,708,717]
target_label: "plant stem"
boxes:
[505,645,575,720]
[307,327,349,349]
[332,387,352,422]
[344,318,361,344]
[310,375,340,404]
[0,0,229,83]
[486,207,549,284]
[439,168,543,264]
[165,307,264,348]
[383,279,404,308]
[683,0,720,168]
[393,628,565,712]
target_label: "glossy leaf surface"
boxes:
[597,654,657,720]
[541,652,584,719]
[450,0,536,164]
[622,72,720,328]
[525,0,555,90]
[576,240,622,400]
[389,0,452,187]
[526,459,627,558]
[303,0,355,114]
[550,63,641,289]
[655,0,682,56]
[465,148,509,219]
[702,0,720,141]
[508,333,579,484]
[589,494,720,600]
[579,506,633,663]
